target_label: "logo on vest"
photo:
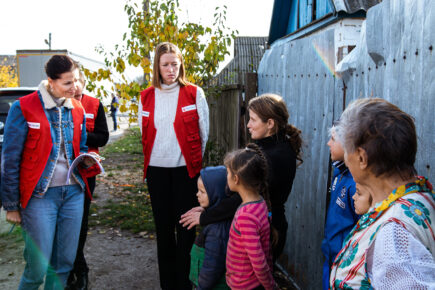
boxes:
[336,197,346,209]
[27,122,40,129]
[182,104,196,112]
[340,186,347,198]
[142,111,150,117]
[331,176,338,191]
[85,113,94,119]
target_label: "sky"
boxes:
[0,0,274,66]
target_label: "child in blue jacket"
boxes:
[189,166,231,290]
[321,125,360,290]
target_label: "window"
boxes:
[286,0,333,35]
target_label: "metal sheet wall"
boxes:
[258,0,434,288]
[258,29,337,289]
[341,0,434,180]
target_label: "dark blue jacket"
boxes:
[195,166,231,290]
[321,161,359,290]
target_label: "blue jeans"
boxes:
[19,184,84,290]
[111,111,117,131]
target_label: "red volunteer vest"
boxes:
[140,85,202,179]
[19,92,89,208]
[80,94,100,154]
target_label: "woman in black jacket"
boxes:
[181,93,302,261]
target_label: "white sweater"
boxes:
[138,82,209,168]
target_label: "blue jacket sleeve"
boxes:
[1,101,28,210]
[198,225,228,290]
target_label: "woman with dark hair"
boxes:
[330,98,435,289]
[0,55,93,289]
[138,42,209,289]
[181,93,302,262]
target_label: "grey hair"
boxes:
[74,61,86,86]
[335,98,386,153]
[333,99,368,153]
[335,97,417,178]
[328,125,337,138]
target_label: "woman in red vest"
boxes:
[68,68,109,290]
[0,55,93,289]
[139,42,209,289]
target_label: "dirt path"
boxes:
[84,179,160,290]
[85,138,160,289]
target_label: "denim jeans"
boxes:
[19,184,84,290]
[111,110,117,131]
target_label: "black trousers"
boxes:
[72,176,96,274]
[272,209,288,262]
[147,166,198,290]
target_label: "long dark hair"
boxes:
[224,143,278,245]
[248,93,303,165]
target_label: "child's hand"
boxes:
[179,206,204,229]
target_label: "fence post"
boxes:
[242,73,258,146]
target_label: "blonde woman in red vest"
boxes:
[138,42,209,290]
[67,68,109,290]
[0,55,94,289]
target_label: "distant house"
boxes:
[212,36,267,87]
[258,0,434,289]
[16,50,106,88]
[1,50,112,105]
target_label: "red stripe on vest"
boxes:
[19,92,89,208]
[80,94,100,154]
[140,85,202,179]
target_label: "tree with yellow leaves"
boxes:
[0,65,18,88]
[84,0,236,119]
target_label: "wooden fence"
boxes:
[204,73,258,165]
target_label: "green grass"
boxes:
[89,183,154,233]
[90,127,155,233]
[0,226,24,245]
[102,127,143,155]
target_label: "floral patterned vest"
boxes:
[330,177,435,289]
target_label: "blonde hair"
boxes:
[152,42,188,89]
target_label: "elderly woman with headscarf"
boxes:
[329,98,435,289]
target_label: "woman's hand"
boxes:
[6,210,21,225]
[179,206,204,229]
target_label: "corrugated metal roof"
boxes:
[212,37,268,86]
[332,0,381,13]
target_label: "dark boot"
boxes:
[75,271,89,290]
[65,272,77,290]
